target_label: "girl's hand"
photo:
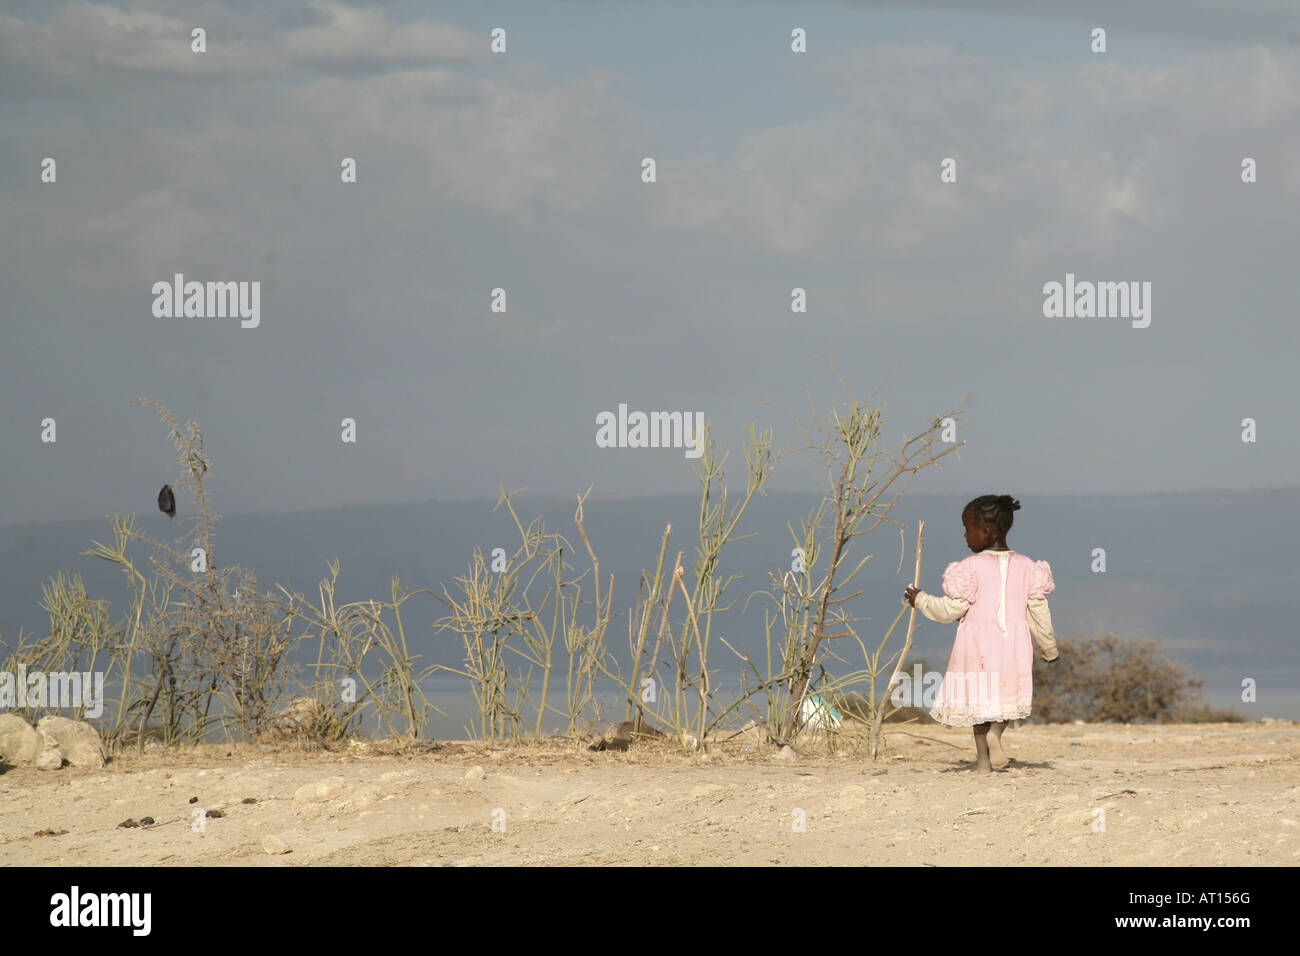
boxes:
[904,585,920,607]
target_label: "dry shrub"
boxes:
[1171,704,1247,723]
[1033,634,1205,723]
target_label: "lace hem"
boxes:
[930,704,1032,727]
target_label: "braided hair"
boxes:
[963,494,1021,537]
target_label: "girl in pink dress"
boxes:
[903,495,1059,772]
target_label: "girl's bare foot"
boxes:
[987,737,1009,770]
[988,721,1009,770]
[972,723,998,775]
[973,722,994,772]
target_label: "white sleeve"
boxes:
[906,590,969,624]
[1027,597,1059,661]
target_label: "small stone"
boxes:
[205,809,224,818]
[117,819,140,828]
[241,797,257,804]
[262,834,292,855]
[189,796,198,804]
[464,765,485,781]
[773,745,797,762]
[35,748,64,771]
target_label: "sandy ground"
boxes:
[3,722,1297,866]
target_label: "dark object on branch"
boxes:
[158,484,176,518]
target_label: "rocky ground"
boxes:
[2,721,1297,866]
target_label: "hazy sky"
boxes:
[2,0,1297,527]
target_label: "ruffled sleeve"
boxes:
[941,560,978,603]
[1028,559,1055,600]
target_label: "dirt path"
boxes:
[3,722,1296,866]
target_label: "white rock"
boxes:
[35,747,64,770]
[36,717,106,768]
[0,714,41,765]
[464,765,485,781]
[773,745,797,762]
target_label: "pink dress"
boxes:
[924,550,1056,727]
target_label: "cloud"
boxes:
[3,1,1299,518]
[647,41,1300,271]
[0,2,273,80]
[0,0,485,87]
[827,0,1300,46]
[282,0,482,67]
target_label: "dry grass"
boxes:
[3,380,1229,764]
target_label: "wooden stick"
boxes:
[872,520,924,758]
